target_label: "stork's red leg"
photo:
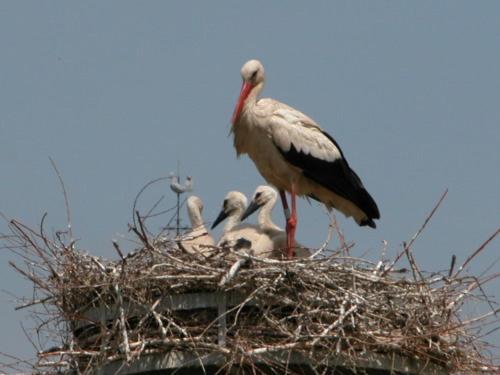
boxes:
[279,190,292,258]
[279,190,290,219]
[286,185,297,259]
[279,188,297,259]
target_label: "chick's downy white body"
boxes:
[177,196,215,256]
[212,191,274,258]
[242,185,311,258]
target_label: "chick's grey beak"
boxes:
[211,209,228,230]
[240,200,262,222]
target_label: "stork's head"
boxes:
[241,185,277,221]
[187,196,203,213]
[241,59,265,85]
[232,59,265,124]
[224,191,248,213]
[211,191,248,229]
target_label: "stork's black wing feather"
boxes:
[275,130,380,222]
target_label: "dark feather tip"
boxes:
[360,218,377,229]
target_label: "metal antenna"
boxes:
[167,163,193,236]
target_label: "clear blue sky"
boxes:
[1,1,498,368]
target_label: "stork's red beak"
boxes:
[231,81,253,124]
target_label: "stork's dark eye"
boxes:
[223,199,228,209]
[255,192,262,199]
[250,70,258,80]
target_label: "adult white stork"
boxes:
[177,196,215,256]
[231,59,380,258]
[212,191,275,258]
[241,185,310,258]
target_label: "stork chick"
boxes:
[242,185,310,258]
[212,190,274,258]
[177,196,215,256]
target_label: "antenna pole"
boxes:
[167,163,191,236]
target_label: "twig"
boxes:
[382,189,448,276]
[114,284,131,362]
[15,296,53,311]
[112,240,125,261]
[311,215,335,258]
[311,304,358,347]
[448,254,456,277]
[218,257,249,286]
[48,157,73,240]
[454,227,500,277]
[330,211,348,254]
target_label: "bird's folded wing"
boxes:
[271,108,341,161]
[270,112,379,219]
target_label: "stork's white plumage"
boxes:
[177,196,215,256]
[231,59,380,258]
[212,191,274,258]
[211,191,248,233]
[241,185,311,258]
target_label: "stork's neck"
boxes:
[189,224,208,236]
[258,198,282,233]
[244,82,264,110]
[187,203,204,229]
[223,211,242,233]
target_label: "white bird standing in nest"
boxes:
[241,185,310,258]
[230,59,380,258]
[177,196,215,256]
[211,191,274,258]
[169,173,193,194]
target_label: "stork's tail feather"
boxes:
[356,187,380,220]
[359,218,376,229]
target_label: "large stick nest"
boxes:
[3,216,499,374]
